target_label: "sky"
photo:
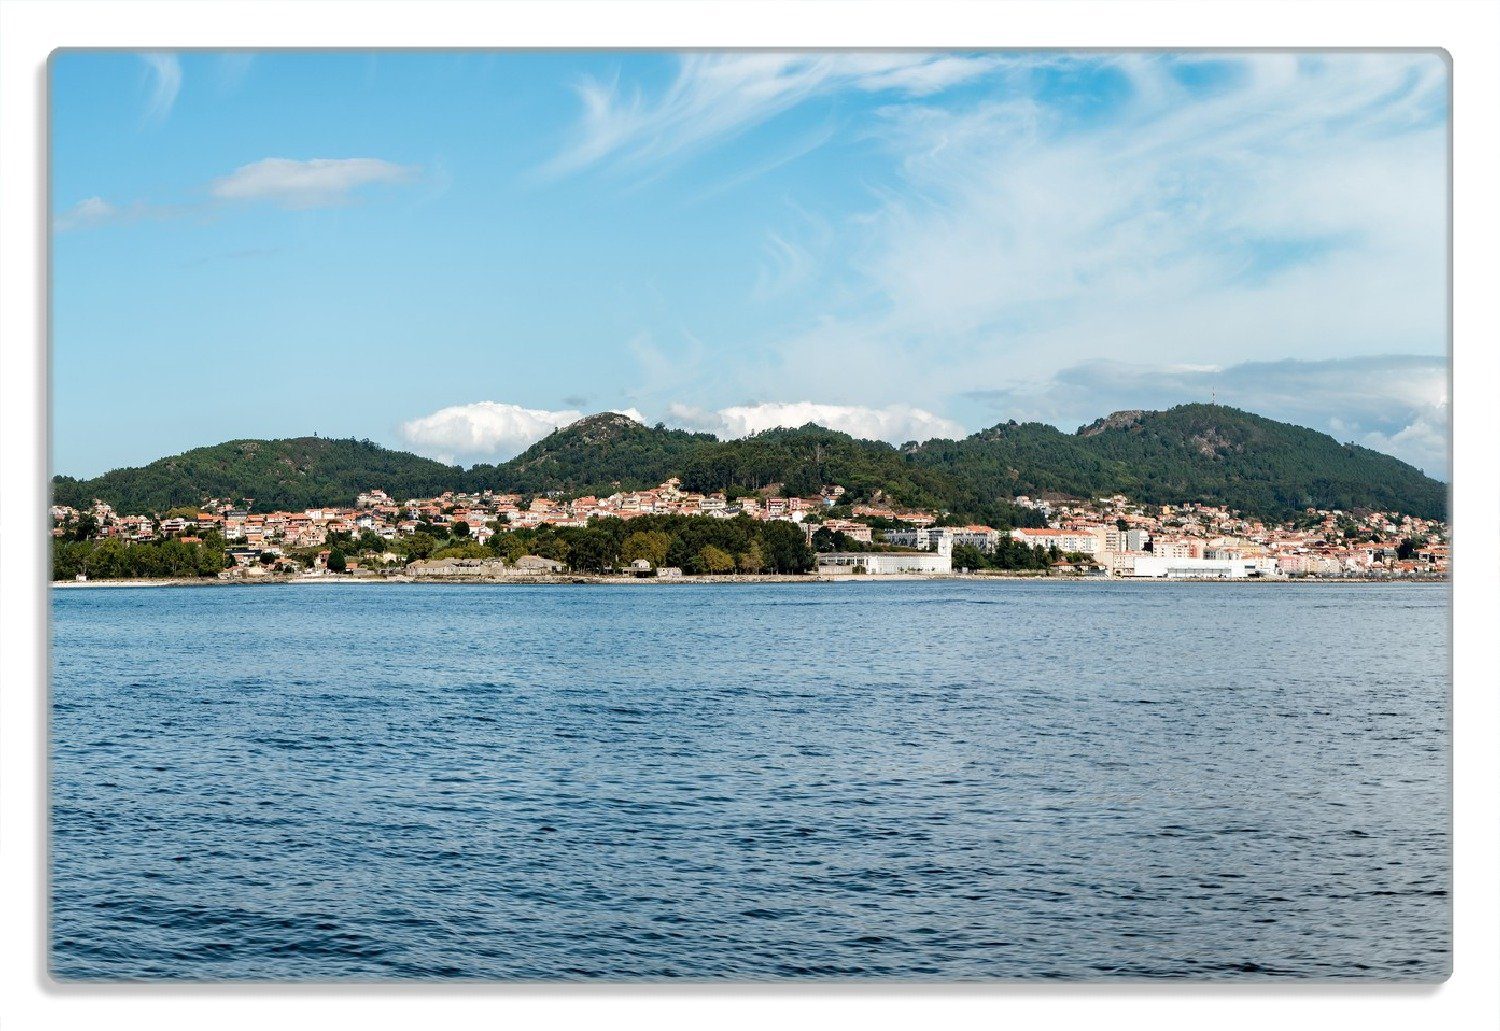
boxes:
[51,50,1449,479]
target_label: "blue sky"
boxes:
[52,51,1449,479]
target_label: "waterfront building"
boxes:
[816,551,953,575]
[1128,555,1279,579]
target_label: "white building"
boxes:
[951,525,1001,552]
[817,551,953,575]
[1127,555,1279,579]
[1104,527,1151,552]
[1011,527,1102,555]
[881,526,956,552]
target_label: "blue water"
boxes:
[50,580,1450,981]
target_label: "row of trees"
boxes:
[290,514,819,576]
[52,536,228,580]
[493,514,816,574]
[951,536,1071,572]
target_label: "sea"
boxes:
[49,579,1450,981]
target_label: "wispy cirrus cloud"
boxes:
[545,52,1008,177]
[214,53,255,96]
[209,157,420,209]
[847,53,1447,352]
[139,53,181,125]
[753,200,835,299]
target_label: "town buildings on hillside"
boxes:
[51,478,1449,579]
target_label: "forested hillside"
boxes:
[51,437,464,513]
[463,413,715,496]
[54,405,1448,522]
[908,405,1447,520]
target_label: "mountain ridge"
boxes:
[52,404,1447,522]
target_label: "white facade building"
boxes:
[817,551,953,575]
[1011,527,1102,555]
[881,527,959,552]
[1127,556,1279,579]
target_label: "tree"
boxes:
[432,541,490,560]
[327,549,347,573]
[535,533,570,564]
[759,520,814,574]
[451,521,471,537]
[490,532,529,563]
[694,544,735,574]
[621,531,671,568]
[569,528,616,573]
[737,538,765,574]
[399,532,440,560]
[951,543,987,571]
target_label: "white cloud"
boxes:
[668,402,965,444]
[964,354,1449,477]
[399,402,585,463]
[398,403,647,464]
[210,157,419,209]
[140,53,181,124]
[53,197,118,232]
[59,156,419,232]
[398,398,964,463]
[547,52,1007,176]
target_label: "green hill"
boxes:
[464,412,716,496]
[908,405,1447,520]
[466,415,1038,528]
[51,437,464,513]
[53,405,1448,522]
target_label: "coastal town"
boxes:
[50,475,1450,582]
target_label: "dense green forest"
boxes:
[51,437,464,514]
[465,413,716,496]
[908,405,1447,520]
[51,537,228,580]
[493,513,816,574]
[52,405,1448,522]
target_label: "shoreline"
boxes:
[50,572,1450,589]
